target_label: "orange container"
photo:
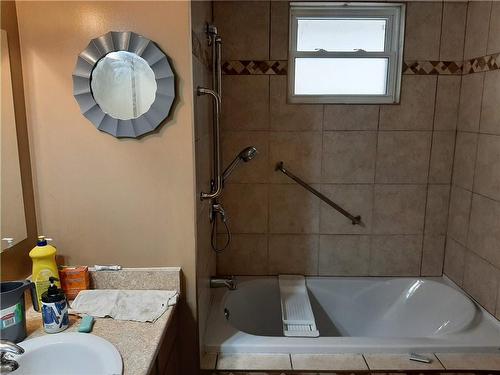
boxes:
[58,266,89,300]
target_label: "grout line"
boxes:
[361,353,370,371]
[437,1,445,62]
[420,74,441,276]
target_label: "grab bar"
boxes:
[198,87,222,200]
[275,161,362,226]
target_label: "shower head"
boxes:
[222,146,258,183]
[239,146,258,162]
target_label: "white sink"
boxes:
[12,332,122,375]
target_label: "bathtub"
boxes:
[205,276,500,354]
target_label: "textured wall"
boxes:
[445,1,500,320]
[214,1,464,278]
[16,1,199,372]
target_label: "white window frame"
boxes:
[288,2,405,104]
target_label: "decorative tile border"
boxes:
[220,55,500,76]
[222,60,288,75]
[402,60,463,75]
[464,52,500,74]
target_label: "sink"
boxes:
[12,332,122,375]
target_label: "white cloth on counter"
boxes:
[70,289,178,323]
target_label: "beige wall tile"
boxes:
[444,237,466,286]
[216,353,291,371]
[269,234,319,275]
[436,353,500,371]
[467,193,500,269]
[480,70,500,135]
[452,131,478,190]
[270,1,288,60]
[269,132,322,183]
[425,185,450,235]
[221,75,269,131]
[221,131,269,184]
[457,72,484,132]
[364,353,443,370]
[496,285,500,320]
[429,131,455,184]
[447,186,472,245]
[380,75,437,130]
[217,234,268,275]
[214,1,270,60]
[324,105,379,131]
[464,1,492,59]
[269,184,320,233]
[291,354,368,371]
[322,131,377,183]
[373,185,427,234]
[421,234,445,276]
[270,76,323,131]
[369,235,423,276]
[474,134,500,201]
[220,184,268,233]
[319,185,373,234]
[375,131,432,184]
[488,2,500,54]
[195,137,212,207]
[404,2,443,60]
[440,2,467,61]
[200,353,217,370]
[319,235,370,276]
[434,76,461,131]
[463,250,499,314]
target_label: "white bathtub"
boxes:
[205,276,500,354]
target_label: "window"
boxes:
[288,2,405,104]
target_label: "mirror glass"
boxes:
[91,51,157,120]
[1,30,27,251]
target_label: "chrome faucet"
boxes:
[0,340,24,373]
[210,276,237,290]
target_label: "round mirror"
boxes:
[91,51,157,120]
[73,31,175,138]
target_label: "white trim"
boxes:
[288,2,405,104]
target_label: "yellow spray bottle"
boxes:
[29,236,60,308]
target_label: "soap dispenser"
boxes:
[30,236,60,307]
[41,277,69,333]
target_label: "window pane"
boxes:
[297,18,386,52]
[294,58,388,95]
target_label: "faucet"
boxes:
[0,340,24,373]
[210,276,237,290]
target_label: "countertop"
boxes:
[25,304,176,375]
[23,267,181,375]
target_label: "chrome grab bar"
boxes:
[198,87,222,200]
[275,161,363,226]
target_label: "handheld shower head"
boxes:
[222,146,258,183]
[239,146,258,162]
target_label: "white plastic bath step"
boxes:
[278,275,319,337]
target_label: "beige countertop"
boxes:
[24,267,181,375]
[25,304,176,375]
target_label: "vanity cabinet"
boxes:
[149,311,179,375]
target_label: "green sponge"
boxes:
[78,315,94,333]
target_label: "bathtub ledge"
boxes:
[291,353,368,371]
[436,353,500,371]
[364,353,444,370]
[216,353,291,371]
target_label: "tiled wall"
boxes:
[444,1,500,320]
[192,0,216,360]
[214,1,465,277]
